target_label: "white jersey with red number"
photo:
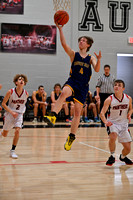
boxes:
[107,93,129,125]
[8,88,28,114]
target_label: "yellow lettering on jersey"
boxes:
[74,61,89,68]
[79,67,83,74]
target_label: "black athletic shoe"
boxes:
[119,154,133,165]
[106,155,115,166]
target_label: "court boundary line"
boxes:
[79,141,119,157]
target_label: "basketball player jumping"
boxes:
[0,74,28,159]
[100,79,133,165]
[44,24,101,151]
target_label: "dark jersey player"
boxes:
[44,23,101,151]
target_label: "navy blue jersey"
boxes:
[69,52,92,86]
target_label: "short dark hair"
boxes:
[114,79,125,88]
[54,83,61,90]
[104,64,110,69]
[38,85,44,89]
[78,36,94,52]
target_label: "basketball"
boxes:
[54,10,69,26]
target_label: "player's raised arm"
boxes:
[91,51,101,72]
[56,24,75,63]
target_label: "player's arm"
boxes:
[127,96,133,123]
[42,91,47,102]
[56,24,75,63]
[100,97,113,126]
[26,92,29,98]
[90,51,101,72]
[95,87,100,102]
[51,91,56,103]
[2,90,18,118]
[89,91,93,103]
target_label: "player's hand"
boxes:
[55,22,64,29]
[43,102,48,106]
[95,95,100,102]
[94,51,102,60]
[11,111,18,118]
[105,121,113,127]
[127,113,131,123]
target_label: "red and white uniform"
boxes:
[8,88,28,114]
[107,93,132,143]
[3,88,28,130]
[107,93,129,125]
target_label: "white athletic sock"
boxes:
[121,154,126,159]
[111,152,115,157]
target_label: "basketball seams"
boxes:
[57,14,67,25]
[54,10,69,25]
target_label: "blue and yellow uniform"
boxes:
[64,52,92,105]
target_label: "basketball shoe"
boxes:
[119,154,133,165]
[64,133,76,151]
[10,150,18,159]
[44,113,56,127]
[106,155,115,166]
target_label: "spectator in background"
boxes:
[32,85,47,123]
[51,83,69,121]
[66,96,75,122]
[81,91,100,123]
[95,64,115,126]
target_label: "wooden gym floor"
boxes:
[0,121,133,200]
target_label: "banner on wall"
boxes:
[0,0,24,14]
[1,23,56,54]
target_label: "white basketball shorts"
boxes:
[3,112,23,131]
[107,123,132,143]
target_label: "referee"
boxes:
[95,64,115,127]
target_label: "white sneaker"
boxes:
[10,150,18,159]
[32,118,37,123]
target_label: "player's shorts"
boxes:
[107,123,132,143]
[3,112,23,131]
[64,78,88,105]
[66,95,74,103]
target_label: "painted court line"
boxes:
[79,141,119,157]
[0,160,106,167]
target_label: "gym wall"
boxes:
[0,0,133,97]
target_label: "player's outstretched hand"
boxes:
[55,22,64,30]
[94,51,102,60]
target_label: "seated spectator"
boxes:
[32,85,47,123]
[66,96,75,122]
[81,91,100,123]
[51,83,69,121]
